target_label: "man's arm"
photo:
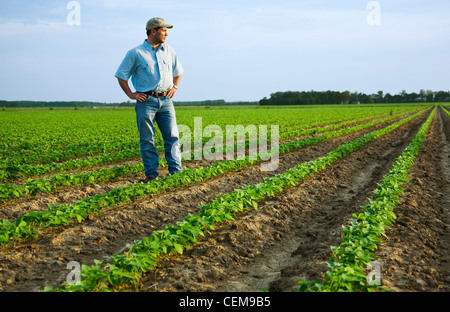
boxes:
[167,75,182,99]
[117,78,147,102]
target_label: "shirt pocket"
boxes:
[163,58,172,72]
[136,62,153,78]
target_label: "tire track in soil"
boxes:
[373,107,450,292]
[132,110,429,292]
[0,110,428,292]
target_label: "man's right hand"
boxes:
[117,78,147,102]
[130,92,148,102]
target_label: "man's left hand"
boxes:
[167,86,177,98]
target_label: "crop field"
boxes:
[0,103,449,292]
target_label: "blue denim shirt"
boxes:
[115,40,184,92]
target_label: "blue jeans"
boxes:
[135,96,182,178]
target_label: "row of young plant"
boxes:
[0,109,422,204]
[0,109,406,182]
[442,105,450,119]
[297,106,436,292]
[278,110,403,141]
[0,109,426,247]
[1,141,139,167]
[45,108,430,292]
[0,148,142,182]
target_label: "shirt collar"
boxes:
[143,40,165,51]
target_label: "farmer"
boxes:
[115,17,184,183]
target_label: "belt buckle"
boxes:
[154,91,166,98]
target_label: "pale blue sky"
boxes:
[0,0,449,103]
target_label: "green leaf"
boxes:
[173,243,184,254]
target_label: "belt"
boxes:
[143,90,168,98]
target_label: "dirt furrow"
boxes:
[374,107,450,291]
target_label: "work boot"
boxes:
[141,176,156,183]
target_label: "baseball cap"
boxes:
[146,17,173,30]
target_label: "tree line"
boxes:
[259,90,450,105]
[2,89,449,109]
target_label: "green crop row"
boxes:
[0,148,142,182]
[45,107,428,292]
[279,110,404,140]
[0,109,423,204]
[0,163,145,203]
[0,109,426,247]
[0,141,140,167]
[297,107,436,292]
[442,105,450,119]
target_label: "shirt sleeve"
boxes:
[171,50,184,78]
[115,49,136,81]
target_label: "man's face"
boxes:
[152,27,168,44]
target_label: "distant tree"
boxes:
[425,90,435,102]
[400,90,407,103]
[375,90,384,103]
[341,91,350,104]
[384,93,393,103]
[435,91,450,102]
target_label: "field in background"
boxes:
[0,103,449,292]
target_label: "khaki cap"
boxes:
[146,17,173,30]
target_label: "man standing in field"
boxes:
[115,17,183,183]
